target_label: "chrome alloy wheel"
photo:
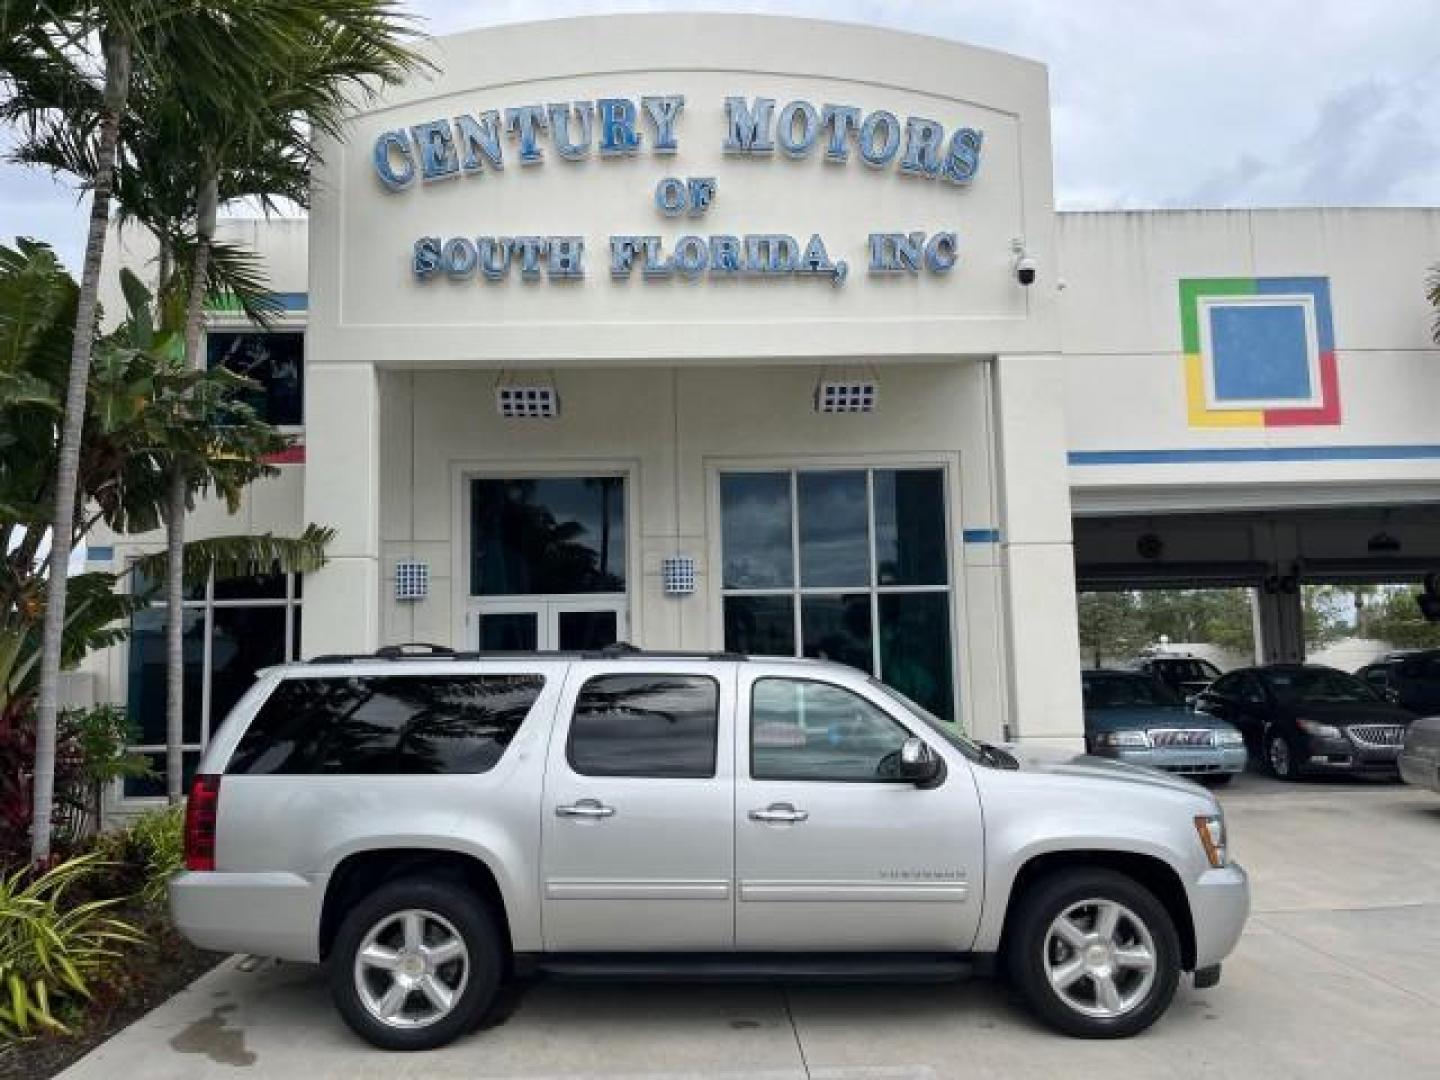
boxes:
[353,908,470,1029]
[1042,898,1158,1019]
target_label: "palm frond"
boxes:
[132,524,335,588]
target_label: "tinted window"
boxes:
[470,477,626,596]
[207,331,304,426]
[1083,673,1182,708]
[751,678,911,781]
[228,675,545,775]
[567,674,718,778]
[1262,668,1378,705]
[1208,672,1244,698]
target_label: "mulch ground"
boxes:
[0,904,223,1080]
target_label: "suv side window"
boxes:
[227,674,545,775]
[567,673,718,778]
[1238,673,1268,705]
[1208,672,1242,698]
[751,677,910,782]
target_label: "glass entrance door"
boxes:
[473,598,627,651]
[468,474,630,652]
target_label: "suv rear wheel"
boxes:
[328,877,502,1050]
[1007,868,1180,1038]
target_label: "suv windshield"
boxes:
[1263,668,1378,705]
[1083,673,1183,708]
[1152,658,1219,682]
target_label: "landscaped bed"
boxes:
[0,902,222,1080]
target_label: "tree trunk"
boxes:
[31,34,133,864]
[164,468,187,803]
[166,165,218,804]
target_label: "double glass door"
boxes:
[469,475,629,652]
[474,598,627,652]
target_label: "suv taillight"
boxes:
[184,774,221,871]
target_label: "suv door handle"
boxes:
[749,803,808,824]
[555,799,615,819]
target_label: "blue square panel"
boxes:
[1208,303,1312,401]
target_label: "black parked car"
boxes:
[1194,664,1414,780]
[1356,650,1440,714]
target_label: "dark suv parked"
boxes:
[1194,664,1413,780]
[1356,650,1440,714]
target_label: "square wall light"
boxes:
[496,385,559,419]
[815,380,877,414]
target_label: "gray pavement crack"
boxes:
[781,986,812,1080]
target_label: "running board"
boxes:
[517,952,989,983]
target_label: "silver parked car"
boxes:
[172,647,1249,1050]
[1399,716,1440,793]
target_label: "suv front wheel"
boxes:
[328,877,502,1050]
[1007,868,1181,1038]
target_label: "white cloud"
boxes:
[5,0,1438,263]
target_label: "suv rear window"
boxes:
[227,674,545,775]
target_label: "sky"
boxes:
[2,0,1437,272]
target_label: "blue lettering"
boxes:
[641,95,685,153]
[374,130,416,190]
[410,120,459,181]
[723,96,775,154]
[598,98,641,155]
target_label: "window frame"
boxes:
[121,568,303,802]
[565,671,722,780]
[711,459,962,724]
[747,675,921,784]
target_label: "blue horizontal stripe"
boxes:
[1069,445,1440,466]
[273,291,307,312]
[962,528,1001,543]
[85,545,114,561]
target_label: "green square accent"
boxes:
[1179,277,1255,354]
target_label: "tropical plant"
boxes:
[0,852,142,1036]
[120,805,183,907]
[3,0,418,860]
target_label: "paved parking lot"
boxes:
[61,774,1440,1079]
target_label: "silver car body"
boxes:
[1398,716,1440,793]
[171,656,1249,973]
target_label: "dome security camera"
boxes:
[1015,253,1038,286]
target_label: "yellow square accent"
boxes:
[1185,353,1264,428]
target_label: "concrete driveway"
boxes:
[61,775,1440,1079]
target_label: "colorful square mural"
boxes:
[1179,276,1339,428]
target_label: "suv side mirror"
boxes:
[887,737,944,788]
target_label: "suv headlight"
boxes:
[1295,718,1343,739]
[1214,728,1245,747]
[1095,729,1151,749]
[1194,814,1228,868]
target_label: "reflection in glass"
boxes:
[479,613,538,651]
[798,471,869,587]
[724,595,795,656]
[557,610,619,650]
[879,592,953,721]
[720,473,792,589]
[471,477,626,596]
[874,469,947,586]
[214,571,286,601]
[568,674,718,778]
[207,331,304,426]
[801,594,873,673]
[127,608,204,744]
[210,607,288,727]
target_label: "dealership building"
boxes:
[85,15,1440,801]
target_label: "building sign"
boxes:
[372,95,983,287]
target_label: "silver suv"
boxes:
[172,646,1249,1050]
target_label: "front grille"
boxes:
[1348,724,1406,748]
[1148,728,1217,749]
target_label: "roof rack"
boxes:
[305,641,749,664]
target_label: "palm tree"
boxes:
[6,2,422,856]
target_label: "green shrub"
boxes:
[0,853,142,1037]
[126,807,184,907]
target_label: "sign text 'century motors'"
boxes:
[373,95,984,287]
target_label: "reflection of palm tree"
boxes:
[477,480,624,594]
